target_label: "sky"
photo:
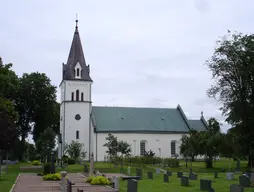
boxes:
[1,0,254,133]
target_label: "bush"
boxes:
[67,158,75,165]
[43,163,51,175]
[31,160,41,166]
[85,176,111,185]
[43,173,61,181]
[163,158,180,168]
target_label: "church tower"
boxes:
[58,20,93,161]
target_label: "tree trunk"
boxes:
[206,156,213,168]
[19,134,26,161]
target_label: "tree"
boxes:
[15,72,58,160]
[35,127,56,163]
[103,133,118,158]
[67,141,86,162]
[206,32,254,167]
[117,140,131,157]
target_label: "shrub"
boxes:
[67,158,75,165]
[164,158,179,168]
[43,173,61,181]
[85,176,111,185]
[43,163,51,175]
[31,160,41,166]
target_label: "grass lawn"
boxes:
[0,158,250,192]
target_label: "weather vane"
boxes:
[75,13,78,27]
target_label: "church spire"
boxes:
[62,19,92,81]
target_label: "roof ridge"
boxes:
[92,106,177,110]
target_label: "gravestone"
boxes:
[127,167,131,176]
[147,172,153,180]
[236,159,240,172]
[181,176,189,186]
[200,179,212,190]
[230,184,244,192]
[177,172,183,178]
[239,175,251,187]
[167,170,172,176]
[113,176,119,191]
[208,188,215,192]
[214,172,218,178]
[250,173,254,183]
[136,168,142,177]
[189,172,197,180]
[127,179,138,192]
[164,174,169,182]
[84,164,89,174]
[156,168,160,174]
[226,172,234,180]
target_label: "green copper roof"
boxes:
[92,106,197,133]
[189,119,208,131]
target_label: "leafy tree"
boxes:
[103,133,118,157]
[118,140,131,157]
[206,32,254,167]
[15,72,58,160]
[35,127,56,163]
[67,141,86,162]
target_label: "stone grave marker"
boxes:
[136,168,142,178]
[251,173,254,183]
[181,176,189,186]
[127,179,138,192]
[127,166,131,176]
[167,170,172,176]
[208,188,215,192]
[189,172,197,180]
[177,172,183,178]
[113,176,119,191]
[163,174,169,182]
[200,179,212,190]
[214,172,218,178]
[230,184,244,192]
[226,172,235,180]
[239,175,251,187]
[156,168,160,174]
[147,172,153,180]
[236,159,240,172]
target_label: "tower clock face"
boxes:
[75,114,81,120]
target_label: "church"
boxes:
[58,21,209,161]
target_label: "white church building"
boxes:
[58,21,208,161]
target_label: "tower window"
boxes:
[77,68,80,76]
[76,90,79,101]
[71,92,74,101]
[76,131,79,139]
[81,92,84,101]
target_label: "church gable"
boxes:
[189,119,208,131]
[92,105,193,133]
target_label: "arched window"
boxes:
[81,92,84,101]
[71,92,74,101]
[76,90,79,101]
[76,131,79,139]
[171,141,176,156]
[77,68,80,76]
[140,141,146,155]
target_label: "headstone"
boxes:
[163,174,169,182]
[127,179,138,192]
[67,179,72,192]
[226,172,234,180]
[156,168,160,174]
[147,172,153,180]
[84,164,89,173]
[239,175,250,187]
[200,179,212,190]
[114,177,119,191]
[189,172,197,180]
[208,188,215,192]
[236,159,240,171]
[136,168,142,177]
[230,184,244,192]
[181,176,189,186]
[251,173,254,183]
[214,172,218,178]
[167,170,172,176]
[127,167,131,176]
[177,172,183,178]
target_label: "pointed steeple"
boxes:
[62,20,92,81]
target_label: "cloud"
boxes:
[1,0,254,134]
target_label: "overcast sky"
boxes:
[1,0,253,132]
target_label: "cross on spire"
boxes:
[75,13,78,28]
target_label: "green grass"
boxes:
[0,159,250,192]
